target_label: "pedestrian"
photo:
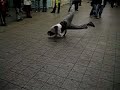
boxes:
[79,0,82,6]
[13,0,23,21]
[51,0,61,13]
[23,0,32,18]
[35,0,41,12]
[42,0,47,12]
[90,0,107,19]
[97,0,107,18]
[72,0,80,11]
[0,0,7,26]
[48,4,95,37]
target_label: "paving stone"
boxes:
[99,71,114,82]
[41,83,60,90]
[0,79,8,89]
[76,58,90,67]
[12,74,31,87]
[101,64,114,73]
[85,67,100,78]
[33,71,52,82]
[1,83,23,90]
[72,64,87,74]
[62,78,80,90]
[67,70,83,82]
[47,74,65,87]
[24,78,44,90]
[81,74,98,87]
[88,61,102,70]
[58,62,74,71]
[97,79,114,90]
[114,83,120,90]
[114,74,120,83]
[62,56,79,64]
[20,67,40,78]
[41,64,58,74]
[54,67,70,78]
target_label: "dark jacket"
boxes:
[13,0,22,8]
[91,0,107,6]
[0,0,6,11]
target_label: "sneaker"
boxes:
[87,22,95,27]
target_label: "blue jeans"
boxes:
[90,4,98,16]
[97,5,104,17]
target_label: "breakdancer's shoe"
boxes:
[87,22,95,27]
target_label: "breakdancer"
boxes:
[47,4,95,37]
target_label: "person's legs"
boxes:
[26,5,32,18]
[95,4,101,18]
[0,11,6,26]
[16,8,23,21]
[90,4,97,17]
[98,5,104,18]
[57,3,60,13]
[74,2,79,11]
[79,0,82,6]
[90,6,94,16]
[68,22,95,29]
[68,24,88,29]
[43,0,47,12]
[51,3,56,13]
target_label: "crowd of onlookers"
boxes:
[0,0,120,26]
[0,0,48,26]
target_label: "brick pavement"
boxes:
[0,2,120,90]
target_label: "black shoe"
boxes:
[1,23,7,26]
[27,16,32,18]
[51,11,55,13]
[87,22,95,27]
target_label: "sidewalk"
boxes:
[0,2,120,90]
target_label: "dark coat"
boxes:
[91,0,107,6]
[13,0,22,8]
[0,0,6,11]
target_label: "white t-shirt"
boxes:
[50,23,65,37]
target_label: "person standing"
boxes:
[42,0,47,12]
[13,0,23,21]
[24,0,32,18]
[35,0,41,12]
[72,0,80,11]
[0,0,7,26]
[51,0,61,13]
[79,0,82,6]
[97,0,107,18]
[90,0,107,18]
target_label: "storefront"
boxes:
[31,0,69,9]
[7,0,69,8]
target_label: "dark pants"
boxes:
[0,10,6,25]
[24,5,32,17]
[79,0,82,6]
[90,4,97,16]
[51,3,60,13]
[97,5,104,17]
[42,0,47,12]
[73,1,79,11]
